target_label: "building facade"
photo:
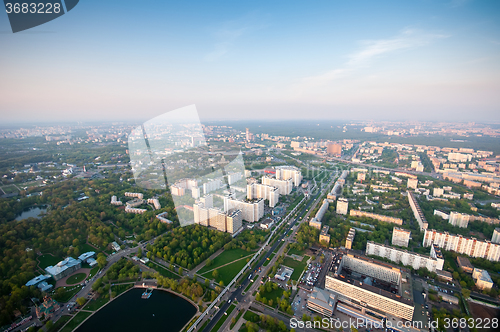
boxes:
[350,210,403,225]
[224,196,264,222]
[392,227,411,247]
[275,166,302,187]
[247,183,279,207]
[336,198,348,215]
[262,176,293,195]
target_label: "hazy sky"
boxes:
[1,0,499,123]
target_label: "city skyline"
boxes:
[1,0,500,123]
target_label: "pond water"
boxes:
[15,206,48,221]
[76,288,197,332]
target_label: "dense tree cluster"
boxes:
[150,225,232,270]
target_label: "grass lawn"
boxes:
[198,248,254,275]
[38,254,62,269]
[48,315,71,332]
[53,285,82,303]
[1,185,19,194]
[209,304,236,332]
[243,310,260,322]
[203,257,249,286]
[148,261,180,279]
[88,266,99,278]
[66,273,87,285]
[84,296,109,311]
[283,256,309,281]
[60,311,92,332]
[259,286,283,308]
[230,309,244,330]
[287,247,306,256]
[79,243,100,254]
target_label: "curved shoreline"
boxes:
[69,284,199,332]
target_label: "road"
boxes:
[201,171,337,332]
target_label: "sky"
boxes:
[1,0,500,124]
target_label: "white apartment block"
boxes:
[408,191,428,231]
[193,201,242,234]
[492,228,500,244]
[336,198,348,215]
[275,166,302,187]
[449,211,470,228]
[227,172,243,185]
[423,229,500,262]
[407,178,418,189]
[366,241,444,272]
[203,178,224,195]
[315,199,329,223]
[224,196,264,222]
[247,183,279,207]
[433,188,444,197]
[262,176,293,195]
[392,227,411,247]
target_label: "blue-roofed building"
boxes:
[45,257,81,280]
[26,274,51,287]
[78,251,96,263]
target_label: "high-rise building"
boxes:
[224,196,264,222]
[262,176,293,195]
[275,166,302,187]
[392,228,411,247]
[345,228,355,249]
[423,229,500,262]
[408,191,428,231]
[449,211,470,228]
[336,198,348,215]
[407,178,418,189]
[327,143,342,156]
[193,199,242,234]
[366,241,444,272]
[492,228,500,244]
[306,287,336,317]
[247,183,279,207]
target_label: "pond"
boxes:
[76,288,197,332]
[15,205,48,221]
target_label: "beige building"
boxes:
[327,143,342,156]
[449,211,470,228]
[307,287,336,316]
[262,176,293,195]
[275,166,302,187]
[423,229,500,262]
[472,268,494,291]
[309,218,322,229]
[433,187,444,197]
[350,210,403,225]
[345,228,355,249]
[392,227,411,247]
[193,201,242,234]
[247,183,279,207]
[407,178,418,189]
[223,196,264,222]
[319,225,330,245]
[336,198,348,215]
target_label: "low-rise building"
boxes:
[473,268,494,290]
[307,287,336,316]
[320,225,330,245]
[457,256,474,274]
[45,257,82,281]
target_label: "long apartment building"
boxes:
[247,183,279,207]
[423,228,500,262]
[326,254,414,321]
[327,170,349,201]
[193,199,242,234]
[349,210,403,225]
[275,166,302,186]
[408,191,428,231]
[366,241,444,272]
[262,176,293,195]
[345,228,355,249]
[223,196,264,222]
[310,199,329,227]
[125,192,143,200]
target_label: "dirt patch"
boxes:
[55,268,91,288]
[468,301,500,331]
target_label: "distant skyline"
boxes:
[1,0,500,123]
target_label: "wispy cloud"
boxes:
[204,14,268,62]
[297,28,449,90]
[449,0,471,8]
